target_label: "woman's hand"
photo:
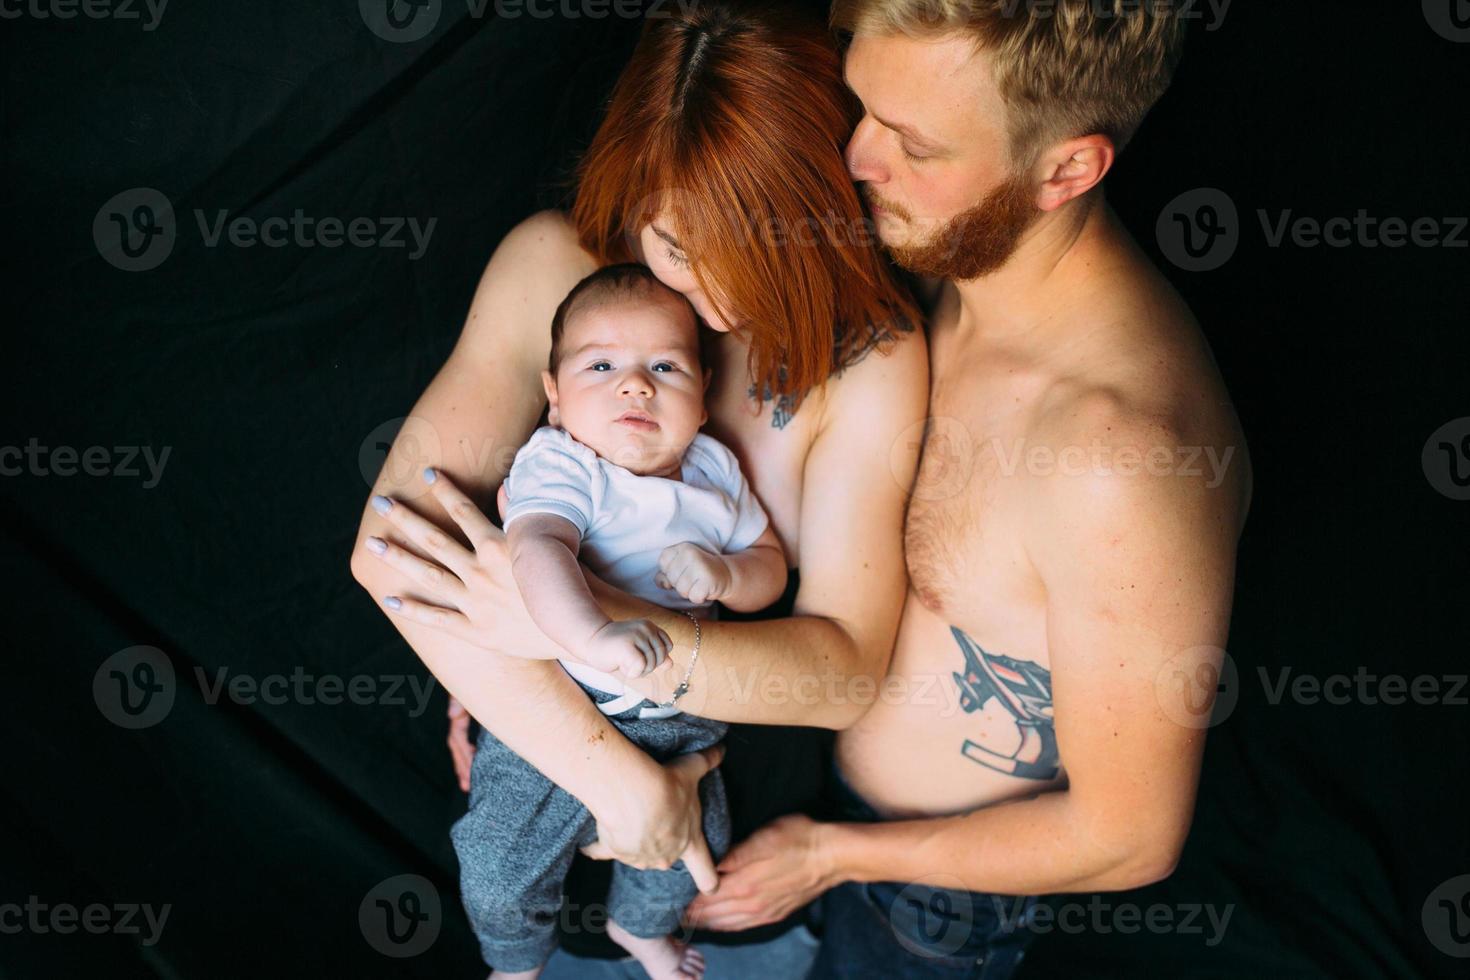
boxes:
[582,744,727,894]
[446,696,474,793]
[683,813,838,929]
[360,468,559,660]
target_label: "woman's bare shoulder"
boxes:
[458,210,599,362]
[822,320,929,417]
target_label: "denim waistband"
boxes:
[828,759,1040,960]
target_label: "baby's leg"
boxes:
[605,768,731,980]
[451,726,593,976]
[605,918,706,980]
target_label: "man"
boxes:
[682,2,1252,975]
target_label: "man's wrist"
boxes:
[814,819,860,889]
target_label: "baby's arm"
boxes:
[507,514,673,678]
[656,524,787,613]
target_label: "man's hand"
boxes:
[583,618,674,679]
[655,543,732,605]
[683,814,837,930]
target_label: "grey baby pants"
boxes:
[450,681,731,972]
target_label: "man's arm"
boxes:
[590,327,929,729]
[816,419,1242,893]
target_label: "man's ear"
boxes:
[1034,134,1115,212]
[541,369,561,427]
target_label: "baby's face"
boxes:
[544,293,708,477]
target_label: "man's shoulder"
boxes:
[1025,378,1248,548]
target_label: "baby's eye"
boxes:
[652,361,677,373]
[589,361,612,372]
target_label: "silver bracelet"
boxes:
[654,610,701,709]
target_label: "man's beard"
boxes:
[874,173,1038,281]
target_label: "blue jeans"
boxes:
[806,764,1040,979]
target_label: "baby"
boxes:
[451,263,788,980]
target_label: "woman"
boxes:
[351,1,927,971]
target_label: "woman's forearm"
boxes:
[352,550,657,815]
[587,573,878,729]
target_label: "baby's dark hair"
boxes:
[548,263,700,374]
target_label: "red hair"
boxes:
[572,0,918,408]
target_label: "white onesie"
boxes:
[502,425,771,715]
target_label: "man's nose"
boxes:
[845,115,887,183]
[619,369,654,398]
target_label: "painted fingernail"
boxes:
[383,596,402,610]
[371,495,392,514]
[423,467,437,484]
[365,537,387,555]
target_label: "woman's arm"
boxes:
[349,212,717,880]
[590,327,930,729]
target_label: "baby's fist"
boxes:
[586,619,673,679]
[656,543,732,605]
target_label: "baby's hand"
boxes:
[584,619,673,680]
[656,543,732,605]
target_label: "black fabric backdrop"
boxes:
[3,2,1467,977]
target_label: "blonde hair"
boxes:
[830,0,1188,164]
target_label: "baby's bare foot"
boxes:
[606,918,706,980]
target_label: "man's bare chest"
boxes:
[903,359,1045,625]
